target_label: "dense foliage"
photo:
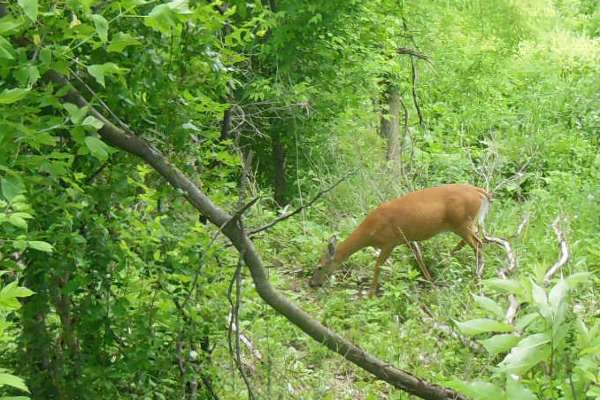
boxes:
[0,0,599,399]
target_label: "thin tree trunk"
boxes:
[381,84,401,162]
[272,132,287,206]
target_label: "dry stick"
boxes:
[247,170,355,237]
[483,234,520,324]
[46,70,468,400]
[227,151,256,400]
[544,217,570,284]
[420,306,484,354]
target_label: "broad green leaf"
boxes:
[145,1,190,33]
[82,116,104,130]
[447,380,505,400]
[27,241,53,253]
[548,279,569,311]
[0,372,29,393]
[7,215,27,229]
[515,312,539,331]
[145,4,178,33]
[455,319,514,337]
[0,36,15,59]
[473,294,504,319]
[107,32,141,53]
[483,278,525,297]
[15,65,40,87]
[0,396,31,400]
[91,14,108,42]
[84,137,109,160]
[531,282,552,320]
[17,0,38,22]
[63,103,89,124]
[1,176,25,202]
[565,272,592,288]
[0,88,29,104]
[87,63,124,87]
[1,282,35,299]
[479,334,520,355]
[506,376,536,400]
[499,333,551,375]
[0,16,24,34]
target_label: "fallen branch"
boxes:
[247,170,355,237]
[45,70,467,400]
[420,307,484,354]
[544,217,570,284]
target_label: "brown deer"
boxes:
[309,184,492,296]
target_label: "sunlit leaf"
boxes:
[499,333,551,375]
[17,0,38,22]
[447,380,505,400]
[0,88,30,104]
[0,372,30,393]
[473,294,504,319]
[91,14,109,42]
[479,334,520,355]
[455,319,513,337]
[506,376,536,400]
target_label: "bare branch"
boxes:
[544,217,570,284]
[420,307,484,354]
[45,70,468,400]
[247,170,355,237]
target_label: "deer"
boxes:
[309,184,492,296]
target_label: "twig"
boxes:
[247,170,355,236]
[544,217,570,284]
[420,306,484,353]
[484,234,520,324]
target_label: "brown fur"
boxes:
[309,184,491,296]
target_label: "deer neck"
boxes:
[334,229,369,264]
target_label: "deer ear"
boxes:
[326,235,337,259]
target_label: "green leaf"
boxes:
[499,333,551,375]
[483,278,525,297]
[473,294,504,319]
[91,14,108,42]
[107,32,141,53]
[145,1,190,33]
[565,272,592,288]
[455,319,514,337]
[479,334,520,355]
[515,312,539,331]
[1,282,35,299]
[506,376,536,400]
[84,137,110,160]
[0,36,16,60]
[87,63,124,87]
[0,88,30,105]
[27,241,53,253]
[145,4,178,33]
[15,65,40,87]
[0,16,24,34]
[548,279,569,311]
[447,380,505,400]
[7,215,27,229]
[1,176,25,202]
[0,372,29,393]
[17,0,38,22]
[63,103,89,124]
[82,116,104,130]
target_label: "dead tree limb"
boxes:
[544,217,570,284]
[483,234,520,324]
[45,71,467,400]
[247,170,355,237]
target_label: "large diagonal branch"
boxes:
[45,71,466,400]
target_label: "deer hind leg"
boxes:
[456,226,485,278]
[409,242,433,281]
[369,246,394,297]
[450,240,467,255]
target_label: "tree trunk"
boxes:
[272,132,287,206]
[380,84,402,162]
[21,262,59,398]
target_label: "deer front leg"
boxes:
[369,247,393,297]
